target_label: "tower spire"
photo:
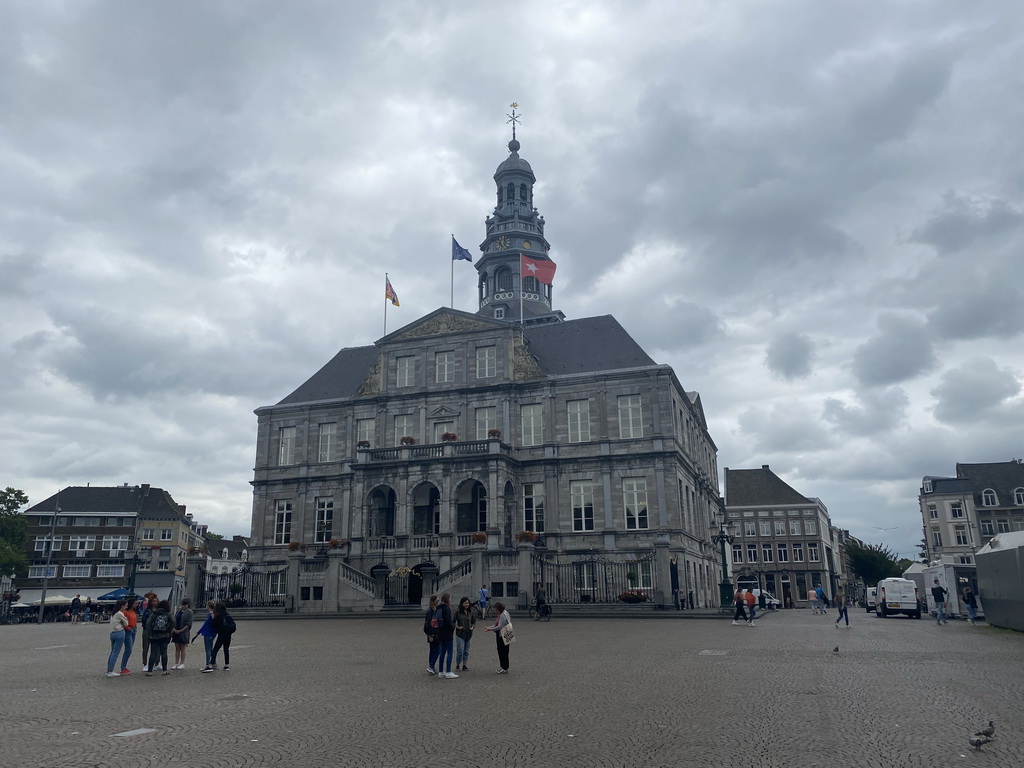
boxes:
[506,102,520,143]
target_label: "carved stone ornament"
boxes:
[356,355,384,396]
[391,314,493,340]
[512,335,545,381]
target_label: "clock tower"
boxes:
[476,106,561,325]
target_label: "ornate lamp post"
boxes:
[124,548,146,597]
[710,518,738,609]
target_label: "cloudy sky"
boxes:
[3,1,1022,560]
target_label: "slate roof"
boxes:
[27,485,185,516]
[956,460,1024,503]
[523,315,657,375]
[725,466,813,507]
[925,476,972,494]
[274,313,659,407]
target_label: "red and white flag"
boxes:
[520,254,556,285]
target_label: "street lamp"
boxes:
[124,548,146,597]
[710,518,738,609]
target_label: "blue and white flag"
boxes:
[452,236,473,262]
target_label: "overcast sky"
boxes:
[3,1,1022,561]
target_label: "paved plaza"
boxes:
[1,610,1022,767]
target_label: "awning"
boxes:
[15,587,167,605]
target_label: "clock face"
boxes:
[495,235,510,250]
[522,241,532,249]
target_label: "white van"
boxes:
[749,589,781,608]
[876,578,921,619]
[865,587,877,613]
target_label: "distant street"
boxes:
[1,610,1021,767]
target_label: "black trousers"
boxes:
[733,602,748,621]
[495,632,510,671]
[212,632,232,665]
[147,639,169,672]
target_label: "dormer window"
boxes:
[922,478,933,493]
[982,489,998,506]
[1015,487,1024,505]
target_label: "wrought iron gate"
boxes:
[198,563,288,608]
[532,551,658,604]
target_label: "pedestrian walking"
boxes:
[807,588,819,614]
[815,585,828,614]
[435,593,458,679]
[484,601,513,673]
[145,600,174,676]
[83,597,93,624]
[206,601,236,672]
[478,584,489,617]
[119,597,138,674]
[931,579,949,624]
[834,588,849,627]
[423,594,440,676]
[105,599,129,678]
[732,588,748,625]
[70,595,82,625]
[963,588,978,625]
[170,598,194,669]
[193,601,218,668]
[454,597,476,671]
[744,589,757,623]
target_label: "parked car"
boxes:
[748,589,781,609]
[876,577,921,619]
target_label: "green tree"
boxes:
[844,541,901,586]
[0,487,30,577]
[917,537,929,564]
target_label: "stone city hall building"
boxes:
[231,133,726,614]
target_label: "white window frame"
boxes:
[394,414,414,446]
[792,543,804,562]
[808,542,820,562]
[268,571,286,596]
[68,536,95,553]
[623,478,649,530]
[617,395,643,439]
[1015,488,1024,506]
[435,351,455,383]
[774,521,786,536]
[950,502,964,519]
[744,521,756,537]
[980,521,994,536]
[777,544,789,562]
[732,544,743,563]
[476,346,496,379]
[28,566,56,578]
[96,565,126,578]
[142,528,155,541]
[567,399,591,443]
[982,489,998,506]
[356,418,375,447]
[315,497,333,543]
[789,520,801,535]
[275,500,293,545]
[760,521,772,537]
[746,544,758,562]
[571,481,595,532]
[396,356,415,387]
[63,565,91,578]
[804,520,817,535]
[761,544,773,563]
[34,535,63,552]
[521,404,543,447]
[278,426,296,466]
[160,528,173,541]
[102,535,129,555]
[318,423,336,463]
[523,483,545,533]
[996,519,1010,533]
[927,505,938,520]
[954,525,969,546]
[475,406,497,441]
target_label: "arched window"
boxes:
[982,489,998,506]
[496,267,512,291]
[497,187,503,204]
[520,183,528,201]
[1015,487,1024,505]
[523,276,538,293]
[506,183,515,202]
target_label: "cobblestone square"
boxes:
[1,611,1022,767]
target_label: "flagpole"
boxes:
[519,254,524,323]
[450,235,455,308]
[384,272,389,335]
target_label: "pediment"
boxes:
[428,405,461,418]
[384,309,504,343]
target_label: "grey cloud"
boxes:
[926,280,1024,340]
[822,387,909,437]
[765,332,815,380]
[911,193,1023,254]
[737,403,833,454]
[852,314,936,387]
[931,358,1021,424]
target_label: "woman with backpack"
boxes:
[423,594,440,676]
[435,593,458,679]
[170,598,194,669]
[145,600,174,676]
[204,601,235,672]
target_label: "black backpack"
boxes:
[151,611,171,637]
[223,613,236,634]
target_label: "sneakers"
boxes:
[496,668,508,674]
[222,666,229,671]
[120,669,132,675]
[426,668,436,675]
[161,671,170,676]
[201,666,214,673]
[443,671,459,679]
[105,671,120,678]
[731,621,739,625]
[461,665,468,671]
[145,672,153,677]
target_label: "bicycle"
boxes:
[528,603,552,621]
[473,602,493,621]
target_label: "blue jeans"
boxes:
[107,630,126,672]
[456,634,472,666]
[428,640,440,671]
[835,606,849,626]
[966,604,977,623]
[204,634,215,665]
[120,628,136,670]
[438,637,454,673]
[936,603,947,623]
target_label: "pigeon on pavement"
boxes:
[832,646,839,653]
[974,721,995,738]
[969,736,991,750]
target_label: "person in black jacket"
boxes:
[423,594,440,676]
[204,601,234,672]
[436,593,458,679]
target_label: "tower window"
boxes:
[497,187,503,204]
[520,183,528,201]
[507,183,514,202]
[496,268,512,291]
[523,276,538,293]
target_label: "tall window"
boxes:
[980,521,994,536]
[792,543,804,562]
[744,521,756,537]
[142,528,155,541]
[807,542,820,562]
[567,400,591,443]
[356,418,375,447]
[777,544,789,562]
[521,404,543,446]
[1015,488,1024,505]
[278,426,296,466]
[931,528,942,546]
[574,561,596,594]
[982,489,998,506]
[761,544,773,563]
[160,528,173,540]
[617,395,643,439]
[396,356,415,387]
[275,500,293,545]
[954,525,969,546]
[950,502,964,519]
[996,519,1010,533]
[433,422,455,443]
[571,481,594,531]
[746,544,758,562]
[523,483,545,533]
[624,478,649,530]
[732,544,743,563]
[760,521,772,537]
[318,423,336,463]
[394,414,414,446]
[475,406,497,440]
[269,571,286,596]
[435,351,454,383]
[315,497,333,543]
[804,520,817,535]
[928,505,938,520]
[789,520,801,535]
[476,346,496,379]
[774,521,786,536]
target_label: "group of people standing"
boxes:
[104,595,236,678]
[423,593,512,677]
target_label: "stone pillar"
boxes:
[184,554,204,606]
[654,535,672,609]
[286,551,304,613]
[517,542,533,610]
